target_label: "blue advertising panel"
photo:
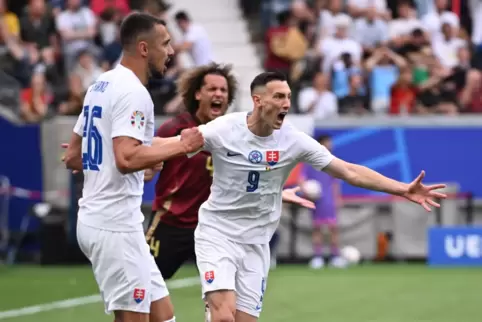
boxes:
[428,227,482,266]
[0,117,43,230]
[313,127,482,198]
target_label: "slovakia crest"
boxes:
[266,151,279,166]
[204,271,215,284]
[133,288,145,304]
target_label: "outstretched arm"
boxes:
[323,158,447,211]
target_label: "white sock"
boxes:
[164,317,176,322]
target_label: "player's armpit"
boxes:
[323,158,409,196]
[113,136,185,174]
[64,133,83,171]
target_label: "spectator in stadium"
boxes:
[173,10,213,66]
[388,0,424,48]
[432,22,466,69]
[353,5,389,55]
[90,0,130,18]
[338,73,369,115]
[318,0,344,39]
[347,0,390,20]
[56,71,84,115]
[97,7,120,47]
[389,67,418,114]
[20,0,56,54]
[421,0,459,41]
[0,0,20,38]
[318,14,362,74]
[72,49,102,91]
[56,0,98,72]
[20,71,51,122]
[100,20,121,70]
[264,10,294,75]
[365,47,408,114]
[298,72,338,118]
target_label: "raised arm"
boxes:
[323,158,446,211]
[297,131,447,212]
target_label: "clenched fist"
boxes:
[180,127,204,153]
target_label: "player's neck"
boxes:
[247,113,273,137]
[120,54,149,85]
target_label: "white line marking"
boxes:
[0,276,200,320]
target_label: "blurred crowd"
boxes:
[0,0,213,123]
[259,0,482,116]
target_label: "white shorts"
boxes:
[76,221,169,314]
[194,228,270,318]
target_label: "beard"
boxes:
[147,59,164,80]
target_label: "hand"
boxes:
[180,127,204,153]
[152,161,164,172]
[402,171,447,211]
[282,186,315,209]
[61,143,79,174]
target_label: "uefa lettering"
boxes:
[428,227,482,266]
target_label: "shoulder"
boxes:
[208,112,246,129]
[156,113,193,137]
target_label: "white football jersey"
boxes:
[73,64,155,232]
[194,112,334,244]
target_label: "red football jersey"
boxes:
[153,112,213,228]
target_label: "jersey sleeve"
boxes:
[297,132,334,170]
[73,110,84,136]
[111,89,152,142]
[186,118,222,158]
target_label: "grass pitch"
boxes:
[0,264,480,322]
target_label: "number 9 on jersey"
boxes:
[246,171,260,192]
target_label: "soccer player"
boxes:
[144,63,238,280]
[63,13,204,322]
[300,134,345,269]
[188,71,447,322]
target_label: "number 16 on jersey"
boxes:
[82,105,103,171]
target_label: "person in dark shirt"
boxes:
[145,63,238,281]
[338,73,370,114]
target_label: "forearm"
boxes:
[118,141,184,174]
[345,164,408,196]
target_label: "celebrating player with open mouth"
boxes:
[63,13,204,322]
[186,71,448,322]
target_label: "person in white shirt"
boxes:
[189,71,447,322]
[318,14,362,73]
[432,22,466,69]
[388,1,425,46]
[174,11,213,66]
[421,0,459,41]
[63,13,204,322]
[298,72,338,118]
[56,0,97,71]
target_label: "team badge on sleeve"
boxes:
[130,111,145,130]
[133,288,145,303]
[248,150,263,164]
[266,151,279,166]
[204,271,215,284]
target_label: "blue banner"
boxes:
[313,127,482,198]
[0,117,42,231]
[428,227,482,266]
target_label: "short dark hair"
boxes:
[120,13,166,49]
[250,71,287,93]
[177,63,238,114]
[316,134,332,143]
[174,11,190,21]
